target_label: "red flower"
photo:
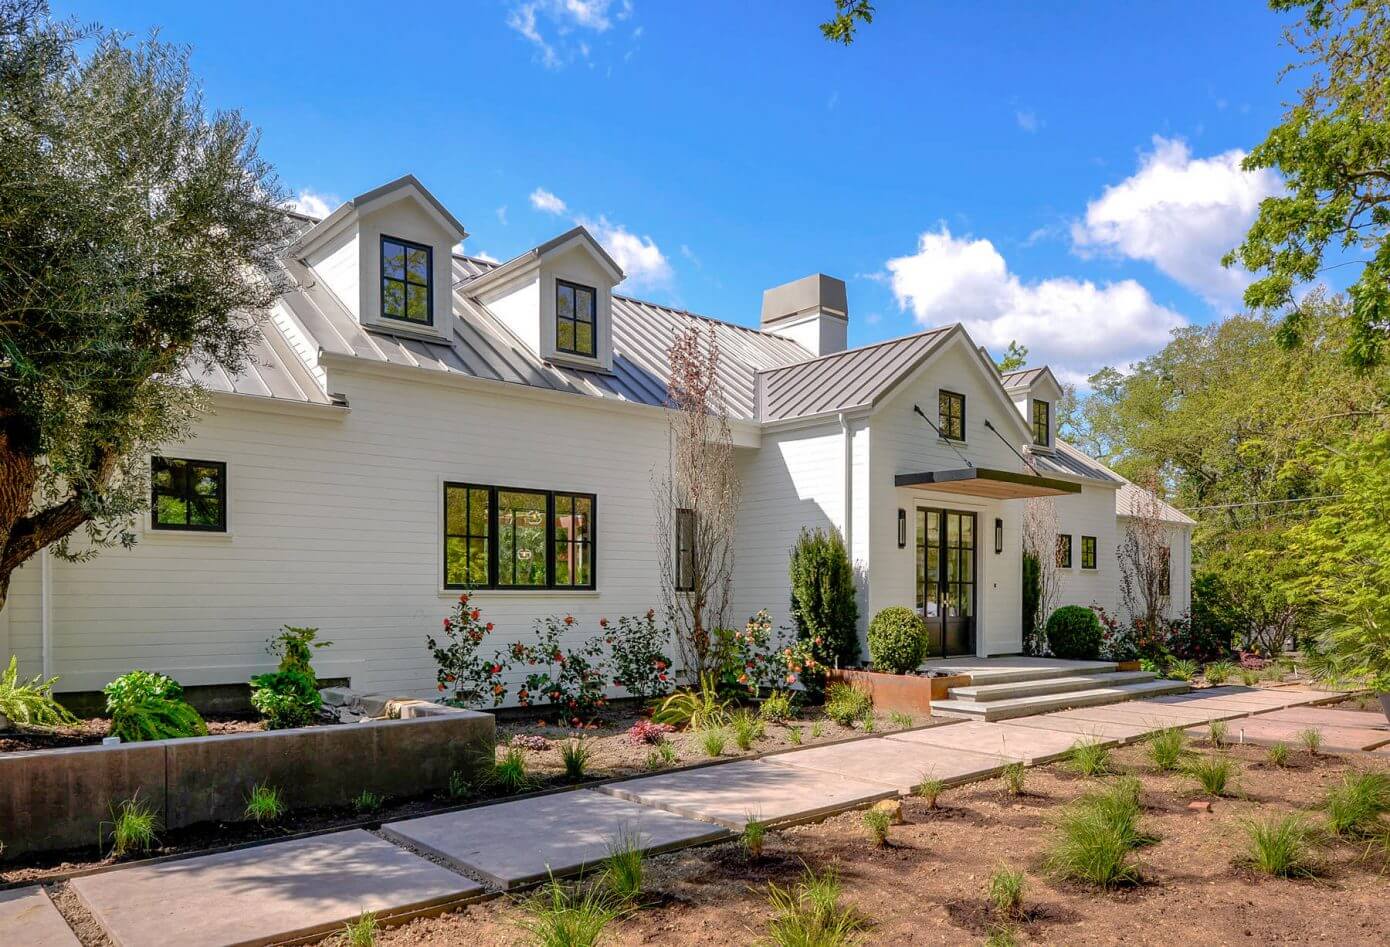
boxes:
[599,617,609,628]
[459,593,469,604]
[437,683,446,692]
[486,622,494,631]
[564,614,574,625]
[654,660,667,670]
[444,673,456,683]
[470,609,481,621]
[645,608,655,620]
[442,618,452,629]
[490,664,502,675]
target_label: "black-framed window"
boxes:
[381,235,432,325]
[555,278,597,357]
[1032,399,1050,447]
[151,457,226,532]
[1158,545,1171,596]
[938,390,965,441]
[674,508,695,591]
[443,483,597,590]
[1081,535,1097,570]
[1056,533,1073,568]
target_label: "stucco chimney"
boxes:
[760,273,849,357]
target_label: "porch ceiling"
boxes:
[894,466,1081,499]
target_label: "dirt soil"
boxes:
[352,741,1390,946]
[1,702,931,885]
[0,714,269,753]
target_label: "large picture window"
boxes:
[674,508,695,592]
[938,390,965,441]
[151,457,226,532]
[555,279,597,357]
[443,483,597,590]
[1032,399,1050,447]
[381,235,432,325]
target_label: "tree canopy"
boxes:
[0,0,291,608]
[1228,0,1390,369]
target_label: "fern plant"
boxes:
[110,695,208,742]
[0,656,76,727]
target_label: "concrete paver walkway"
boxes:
[1184,707,1390,753]
[381,789,727,889]
[0,887,78,947]
[69,830,482,947]
[23,686,1368,947]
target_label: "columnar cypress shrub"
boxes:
[788,527,860,671]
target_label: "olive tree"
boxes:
[0,1,292,610]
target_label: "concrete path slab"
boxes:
[0,887,78,947]
[1186,718,1390,753]
[70,830,482,947]
[763,737,1007,793]
[886,719,1086,763]
[1159,687,1331,708]
[999,715,1153,743]
[596,759,895,829]
[1054,702,1247,725]
[1254,706,1390,730]
[381,789,727,890]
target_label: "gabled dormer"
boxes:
[461,226,624,373]
[286,175,468,343]
[1000,365,1064,452]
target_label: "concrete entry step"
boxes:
[922,657,1118,687]
[948,670,1158,703]
[931,679,1190,721]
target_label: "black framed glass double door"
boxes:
[915,508,977,658]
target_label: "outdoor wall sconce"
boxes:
[995,517,1004,554]
[897,508,907,548]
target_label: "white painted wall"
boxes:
[483,273,543,354]
[1051,484,1123,619]
[310,226,360,321]
[764,313,848,357]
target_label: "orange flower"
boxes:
[564,614,574,625]
[470,609,481,621]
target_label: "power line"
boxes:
[1180,494,1345,513]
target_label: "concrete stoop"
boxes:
[931,661,1191,721]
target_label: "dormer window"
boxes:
[556,279,597,357]
[381,235,433,325]
[1031,399,1050,447]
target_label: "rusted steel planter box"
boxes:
[0,708,494,861]
[1116,660,1142,672]
[825,668,970,716]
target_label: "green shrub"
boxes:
[267,625,330,674]
[1203,660,1235,684]
[103,670,182,714]
[786,725,803,746]
[1242,814,1320,877]
[1166,659,1198,682]
[249,668,321,729]
[866,607,927,674]
[110,695,208,743]
[1323,771,1390,838]
[759,689,796,723]
[1045,606,1104,660]
[243,783,285,824]
[858,710,876,732]
[823,682,873,726]
[788,526,860,672]
[0,655,76,727]
[354,790,384,813]
[107,793,159,857]
[764,866,867,946]
[862,806,891,847]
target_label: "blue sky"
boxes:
[69,1,1306,384]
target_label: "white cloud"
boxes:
[473,250,501,263]
[507,1,630,69]
[1015,110,1040,133]
[529,187,568,215]
[887,225,1186,385]
[286,189,338,219]
[1072,136,1281,305]
[583,215,671,289]
[496,205,509,225]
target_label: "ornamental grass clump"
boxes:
[763,866,867,947]
[1043,795,1142,888]
[888,710,914,728]
[602,830,644,903]
[494,746,532,793]
[354,790,383,814]
[1299,728,1323,755]
[1186,754,1239,798]
[1002,762,1027,796]
[1067,739,1111,777]
[106,793,159,857]
[1146,728,1187,771]
[701,728,727,758]
[1241,814,1321,878]
[759,690,796,723]
[823,682,872,727]
[731,709,765,750]
[1166,659,1198,682]
[1322,771,1390,838]
[644,742,677,770]
[1207,720,1229,747]
[987,865,1026,918]
[342,910,378,947]
[917,775,946,809]
[1267,742,1291,768]
[515,877,631,947]
[786,726,803,746]
[561,738,592,781]
[862,807,891,847]
[742,817,767,859]
[243,783,285,824]
[1203,661,1235,685]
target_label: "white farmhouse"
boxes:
[1,177,1193,704]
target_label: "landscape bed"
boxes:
[302,737,1390,946]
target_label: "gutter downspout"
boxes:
[40,547,53,678]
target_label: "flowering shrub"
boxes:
[713,610,785,696]
[627,720,674,745]
[605,610,674,700]
[776,636,826,693]
[1238,651,1270,670]
[510,615,609,726]
[510,734,551,751]
[427,593,508,707]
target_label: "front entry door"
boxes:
[916,508,977,657]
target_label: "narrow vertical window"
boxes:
[1056,533,1073,568]
[151,457,226,531]
[556,279,597,357]
[1081,535,1097,570]
[444,484,491,587]
[674,508,696,591]
[1032,399,1050,447]
[381,236,432,324]
[938,390,965,441]
[554,493,595,588]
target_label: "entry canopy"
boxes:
[894,467,1081,499]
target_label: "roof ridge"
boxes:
[758,324,956,375]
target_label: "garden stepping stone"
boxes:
[381,789,728,889]
[595,758,895,829]
[764,735,1009,792]
[1184,718,1390,753]
[69,830,482,947]
[999,715,1153,743]
[885,719,1083,763]
[0,886,79,947]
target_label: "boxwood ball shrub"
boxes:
[1045,606,1104,660]
[867,607,927,674]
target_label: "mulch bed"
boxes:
[0,714,268,753]
[353,741,1390,946]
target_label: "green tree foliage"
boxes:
[995,341,1029,373]
[788,526,860,668]
[1228,0,1390,368]
[820,0,874,45]
[0,1,292,610]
